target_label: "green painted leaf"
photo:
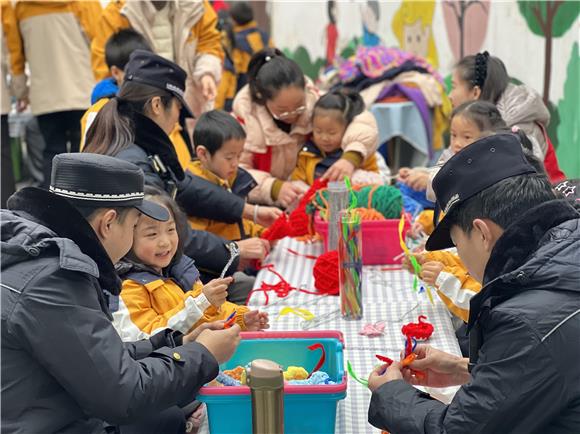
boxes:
[552,2,580,37]
[285,46,325,80]
[518,1,578,37]
[556,42,580,177]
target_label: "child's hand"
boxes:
[244,310,270,331]
[406,171,429,191]
[202,277,232,307]
[278,182,304,208]
[402,253,426,274]
[322,159,355,182]
[420,261,444,287]
[397,167,411,182]
[237,238,270,260]
[409,221,426,239]
[183,320,226,344]
[255,206,283,227]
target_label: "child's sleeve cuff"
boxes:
[271,179,284,201]
[341,151,364,169]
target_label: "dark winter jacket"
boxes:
[114,112,242,277]
[369,199,580,434]
[1,188,219,434]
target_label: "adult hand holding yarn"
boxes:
[368,361,403,392]
[401,345,470,388]
[237,238,270,260]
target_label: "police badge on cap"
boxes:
[49,153,169,221]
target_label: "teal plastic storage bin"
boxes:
[198,330,347,434]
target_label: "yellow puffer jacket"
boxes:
[113,258,249,342]
[1,0,26,114]
[91,0,223,117]
[416,209,436,235]
[188,160,264,240]
[13,0,101,115]
[291,141,381,187]
[422,250,482,322]
[79,97,194,172]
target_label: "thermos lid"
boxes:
[247,359,284,389]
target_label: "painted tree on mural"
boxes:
[443,0,490,60]
[517,1,579,105]
[556,42,579,177]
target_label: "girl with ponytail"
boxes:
[291,89,382,186]
[448,51,564,182]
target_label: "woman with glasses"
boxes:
[232,48,379,209]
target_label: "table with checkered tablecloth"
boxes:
[200,237,461,434]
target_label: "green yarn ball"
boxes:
[355,185,402,219]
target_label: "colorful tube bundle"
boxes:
[338,208,363,320]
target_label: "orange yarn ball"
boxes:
[313,250,340,295]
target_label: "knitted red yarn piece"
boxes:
[287,179,329,237]
[260,179,328,241]
[313,250,339,295]
[401,315,434,341]
[261,213,292,241]
[288,208,310,237]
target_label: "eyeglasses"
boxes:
[269,105,306,121]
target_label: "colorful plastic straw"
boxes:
[338,209,363,320]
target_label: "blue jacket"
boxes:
[91,77,118,104]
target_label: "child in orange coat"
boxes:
[113,187,269,341]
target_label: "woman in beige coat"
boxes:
[233,48,378,207]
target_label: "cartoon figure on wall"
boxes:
[443,0,490,61]
[392,0,438,68]
[361,1,380,47]
[325,0,339,66]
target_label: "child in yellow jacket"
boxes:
[215,2,274,111]
[190,109,281,240]
[404,251,481,323]
[291,89,382,187]
[113,188,269,342]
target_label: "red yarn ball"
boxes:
[313,250,339,295]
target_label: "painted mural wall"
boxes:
[268,0,580,177]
